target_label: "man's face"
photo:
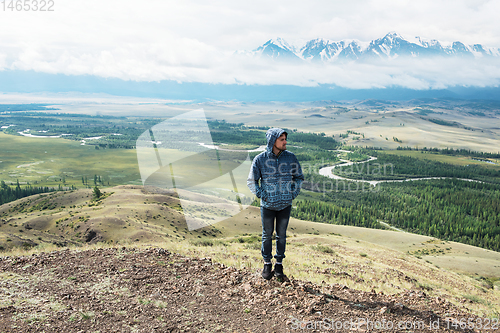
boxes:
[274,133,287,151]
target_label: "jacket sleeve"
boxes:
[247,157,266,200]
[291,157,304,200]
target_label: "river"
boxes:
[318,150,484,186]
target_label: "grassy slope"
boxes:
[0,186,189,249]
[217,206,500,277]
[0,132,141,187]
[1,185,499,318]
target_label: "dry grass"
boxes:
[2,186,499,319]
[2,233,499,318]
[162,235,500,318]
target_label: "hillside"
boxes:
[0,185,194,250]
[1,186,499,276]
[1,246,496,332]
[0,185,499,331]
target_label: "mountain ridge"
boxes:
[248,32,500,62]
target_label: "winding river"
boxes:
[197,144,487,186]
[318,150,486,186]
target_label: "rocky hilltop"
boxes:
[0,246,489,332]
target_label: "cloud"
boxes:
[0,0,500,89]
[218,56,500,89]
[2,41,500,90]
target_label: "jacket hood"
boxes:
[266,128,287,153]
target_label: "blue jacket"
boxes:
[247,128,304,211]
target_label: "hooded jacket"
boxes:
[247,128,304,211]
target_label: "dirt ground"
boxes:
[0,247,496,332]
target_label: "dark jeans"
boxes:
[261,205,292,262]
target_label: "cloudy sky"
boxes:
[1,0,499,89]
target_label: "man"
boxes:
[247,128,304,280]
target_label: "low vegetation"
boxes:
[1,101,499,329]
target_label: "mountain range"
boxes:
[248,32,500,62]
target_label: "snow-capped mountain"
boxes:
[252,38,301,61]
[249,32,500,62]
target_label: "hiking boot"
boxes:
[275,263,286,281]
[262,263,274,280]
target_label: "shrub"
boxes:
[312,244,335,254]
